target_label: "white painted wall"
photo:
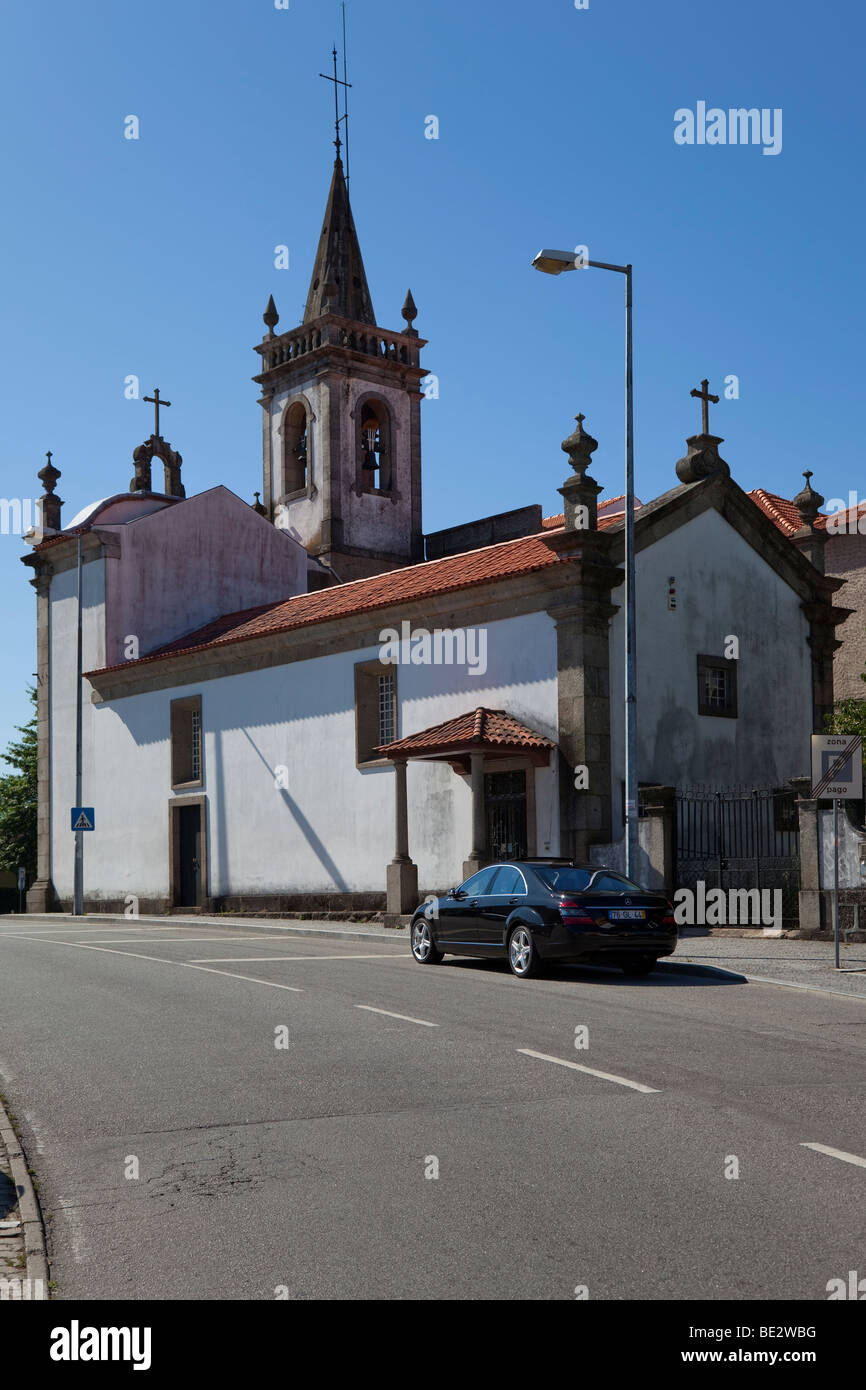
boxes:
[99,486,307,666]
[56,610,558,903]
[49,556,106,898]
[608,508,814,839]
[819,807,866,889]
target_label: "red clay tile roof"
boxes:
[747,490,803,536]
[88,529,575,676]
[542,494,642,532]
[376,707,555,758]
[748,489,865,536]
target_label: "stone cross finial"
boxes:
[143,387,171,437]
[690,378,720,436]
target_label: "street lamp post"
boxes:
[532,248,638,879]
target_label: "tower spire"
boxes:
[303,151,375,324]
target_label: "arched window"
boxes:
[359,399,392,493]
[282,401,308,494]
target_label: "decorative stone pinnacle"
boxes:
[794,469,824,528]
[252,491,267,516]
[402,289,418,337]
[561,413,599,481]
[263,295,279,336]
[38,450,63,531]
[38,449,60,493]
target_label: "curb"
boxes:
[0,1096,49,1297]
[654,961,748,983]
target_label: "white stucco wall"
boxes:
[99,486,307,665]
[52,610,558,903]
[49,556,106,896]
[608,508,814,839]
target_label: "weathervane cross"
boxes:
[143,388,171,437]
[690,378,719,436]
[319,46,351,158]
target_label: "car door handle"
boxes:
[469,899,479,907]
[508,897,519,905]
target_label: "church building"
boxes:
[22,144,850,919]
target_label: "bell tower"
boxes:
[253,148,428,582]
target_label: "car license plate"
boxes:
[609,909,646,921]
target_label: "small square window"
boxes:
[697,655,737,718]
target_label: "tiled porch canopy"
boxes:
[376,706,555,773]
[377,708,555,916]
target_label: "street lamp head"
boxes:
[532,248,579,275]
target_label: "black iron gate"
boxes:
[675,787,800,930]
[485,770,527,860]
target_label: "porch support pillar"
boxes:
[386,759,418,915]
[462,752,487,880]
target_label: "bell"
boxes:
[361,448,378,472]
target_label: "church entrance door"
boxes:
[177,804,202,907]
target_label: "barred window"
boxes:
[378,673,396,747]
[190,706,202,782]
[171,696,204,787]
[354,660,397,765]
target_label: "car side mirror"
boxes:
[448,886,465,900]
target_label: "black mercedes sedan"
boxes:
[410,861,677,978]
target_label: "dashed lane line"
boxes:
[800,1142,866,1169]
[355,1004,439,1028]
[516,1048,660,1094]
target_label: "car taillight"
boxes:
[560,898,595,926]
[661,911,676,928]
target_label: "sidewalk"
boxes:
[674,931,866,1001]
[0,1091,49,1300]
[8,912,866,1000]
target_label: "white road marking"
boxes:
[86,936,282,945]
[6,937,304,993]
[190,952,405,963]
[355,1005,439,1028]
[800,1142,866,1169]
[516,1048,660,1094]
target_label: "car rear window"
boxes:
[534,866,593,893]
[589,872,643,892]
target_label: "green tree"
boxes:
[824,688,866,774]
[0,687,37,878]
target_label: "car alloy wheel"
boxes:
[411,920,443,964]
[508,925,538,978]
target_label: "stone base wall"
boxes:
[59,891,391,920]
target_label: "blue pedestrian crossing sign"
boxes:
[71,807,95,831]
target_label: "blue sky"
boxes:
[0,0,863,753]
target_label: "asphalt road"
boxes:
[0,917,864,1301]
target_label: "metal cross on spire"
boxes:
[690,378,720,436]
[143,387,171,437]
[319,44,352,164]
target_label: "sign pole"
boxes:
[833,795,840,970]
[73,535,84,917]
